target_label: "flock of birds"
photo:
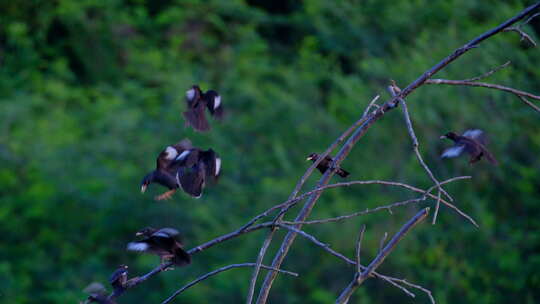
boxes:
[82,86,497,303]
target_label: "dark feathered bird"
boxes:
[83,283,116,304]
[440,129,498,165]
[141,139,221,199]
[175,147,221,198]
[109,265,128,296]
[183,85,223,132]
[140,139,193,200]
[127,227,191,267]
[306,153,350,177]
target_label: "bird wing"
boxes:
[154,228,180,238]
[172,139,193,151]
[185,87,201,107]
[200,149,221,180]
[441,145,465,158]
[176,163,206,198]
[463,129,488,145]
[183,103,210,132]
[205,91,224,119]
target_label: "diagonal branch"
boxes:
[335,208,430,304]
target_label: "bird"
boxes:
[83,283,116,304]
[440,129,498,165]
[183,85,223,132]
[175,147,221,198]
[127,227,191,267]
[140,139,221,200]
[306,153,350,177]
[109,265,128,296]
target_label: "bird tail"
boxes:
[173,247,192,266]
[183,109,210,132]
[484,150,498,165]
[337,168,350,178]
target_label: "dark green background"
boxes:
[1,0,539,303]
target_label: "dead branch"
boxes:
[335,208,430,304]
[161,263,297,304]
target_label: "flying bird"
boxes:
[140,139,193,200]
[175,147,221,198]
[183,85,223,132]
[127,227,191,267]
[83,283,116,304]
[440,129,498,165]
[306,153,350,177]
[141,139,221,199]
[109,265,128,296]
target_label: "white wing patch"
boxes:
[213,95,221,110]
[215,158,221,176]
[127,242,149,251]
[463,129,483,139]
[441,145,465,158]
[165,146,178,160]
[186,88,195,100]
[176,150,191,161]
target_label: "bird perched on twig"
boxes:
[183,85,223,132]
[140,139,221,200]
[109,265,128,297]
[127,227,191,267]
[83,283,116,304]
[440,129,498,165]
[306,153,350,177]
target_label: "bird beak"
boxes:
[141,184,147,193]
[135,232,143,236]
[439,135,447,140]
[306,157,312,161]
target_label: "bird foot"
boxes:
[155,189,176,201]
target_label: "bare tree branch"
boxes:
[255,4,540,302]
[335,208,430,304]
[162,263,298,304]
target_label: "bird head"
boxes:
[140,173,155,193]
[306,153,319,161]
[135,227,157,237]
[440,132,458,140]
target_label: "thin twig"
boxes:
[355,225,366,273]
[502,27,537,46]
[335,208,430,304]
[162,263,298,304]
[517,95,540,113]
[463,61,511,82]
[425,79,540,101]
[362,95,381,117]
[389,83,452,224]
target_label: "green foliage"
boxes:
[1,0,539,303]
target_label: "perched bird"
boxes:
[183,85,223,132]
[83,283,115,304]
[140,139,193,200]
[440,129,498,165]
[127,227,191,267]
[109,265,128,296]
[306,153,350,177]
